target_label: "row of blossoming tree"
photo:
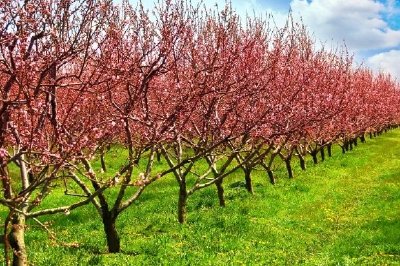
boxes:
[1,0,399,264]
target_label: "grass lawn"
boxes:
[1,130,400,265]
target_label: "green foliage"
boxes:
[1,131,400,265]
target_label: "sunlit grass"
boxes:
[1,130,400,265]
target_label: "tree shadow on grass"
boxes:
[66,243,140,256]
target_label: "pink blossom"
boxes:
[0,148,8,159]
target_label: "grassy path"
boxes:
[2,130,400,265]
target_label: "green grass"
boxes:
[2,130,400,265]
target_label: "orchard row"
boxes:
[1,0,399,264]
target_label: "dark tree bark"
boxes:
[156,150,161,162]
[91,178,122,253]
[341,145,346,154]
[285,159,294,179]
[311,151,318,164]
[320,147,325,162]
[244,168,253,194]
[178,185,188,224]
[215,179,225,207]
[102,213,120,253]
[327,144,332,157]
[267,169,275,184]
[344,141,349,151]
[299,155,306,171]
[0,163,12,199]
[360,134,366,143]
[100,153,107,172]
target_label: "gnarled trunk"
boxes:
[8,213,27,266]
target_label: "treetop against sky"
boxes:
[128,0,400,80]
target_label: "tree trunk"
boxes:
[349,141,353,151]
[369,132,373,139]
[0,162,12,199]
[156,150,161,162]
[299,155,306,171]
[244,168,253,194]
[344,141,349,151]
[353,138,358,147]
[102,213,120,253]
[320,147,325,162]
[341,145,346,154]
[360,134,366,143]
[8,213,27,266]
[100,153,107,172]
[215,179,225,207]
[327,144,332,157]
[267,169,275,185]
[311,151,318,164]
[178,185,188,224]
[285,159,293,179]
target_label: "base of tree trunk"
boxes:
[320,148,325,162]
[244,169,253,194]
[215,180,225,207]
[341,146,346,154]
[8,214,28,266]
[103,216,120,253]
[285,159,293,179]
[178,187,188,224]
[267,170,275,184]
[299,156,306,171]
[311,152,318,164]
[327,144,332,157]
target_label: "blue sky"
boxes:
[128,0,400,79]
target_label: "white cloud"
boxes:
[387,0,400,16]
[289,0,400,51]
[368,49,400,80]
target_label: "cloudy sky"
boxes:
[131,0,400,79]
